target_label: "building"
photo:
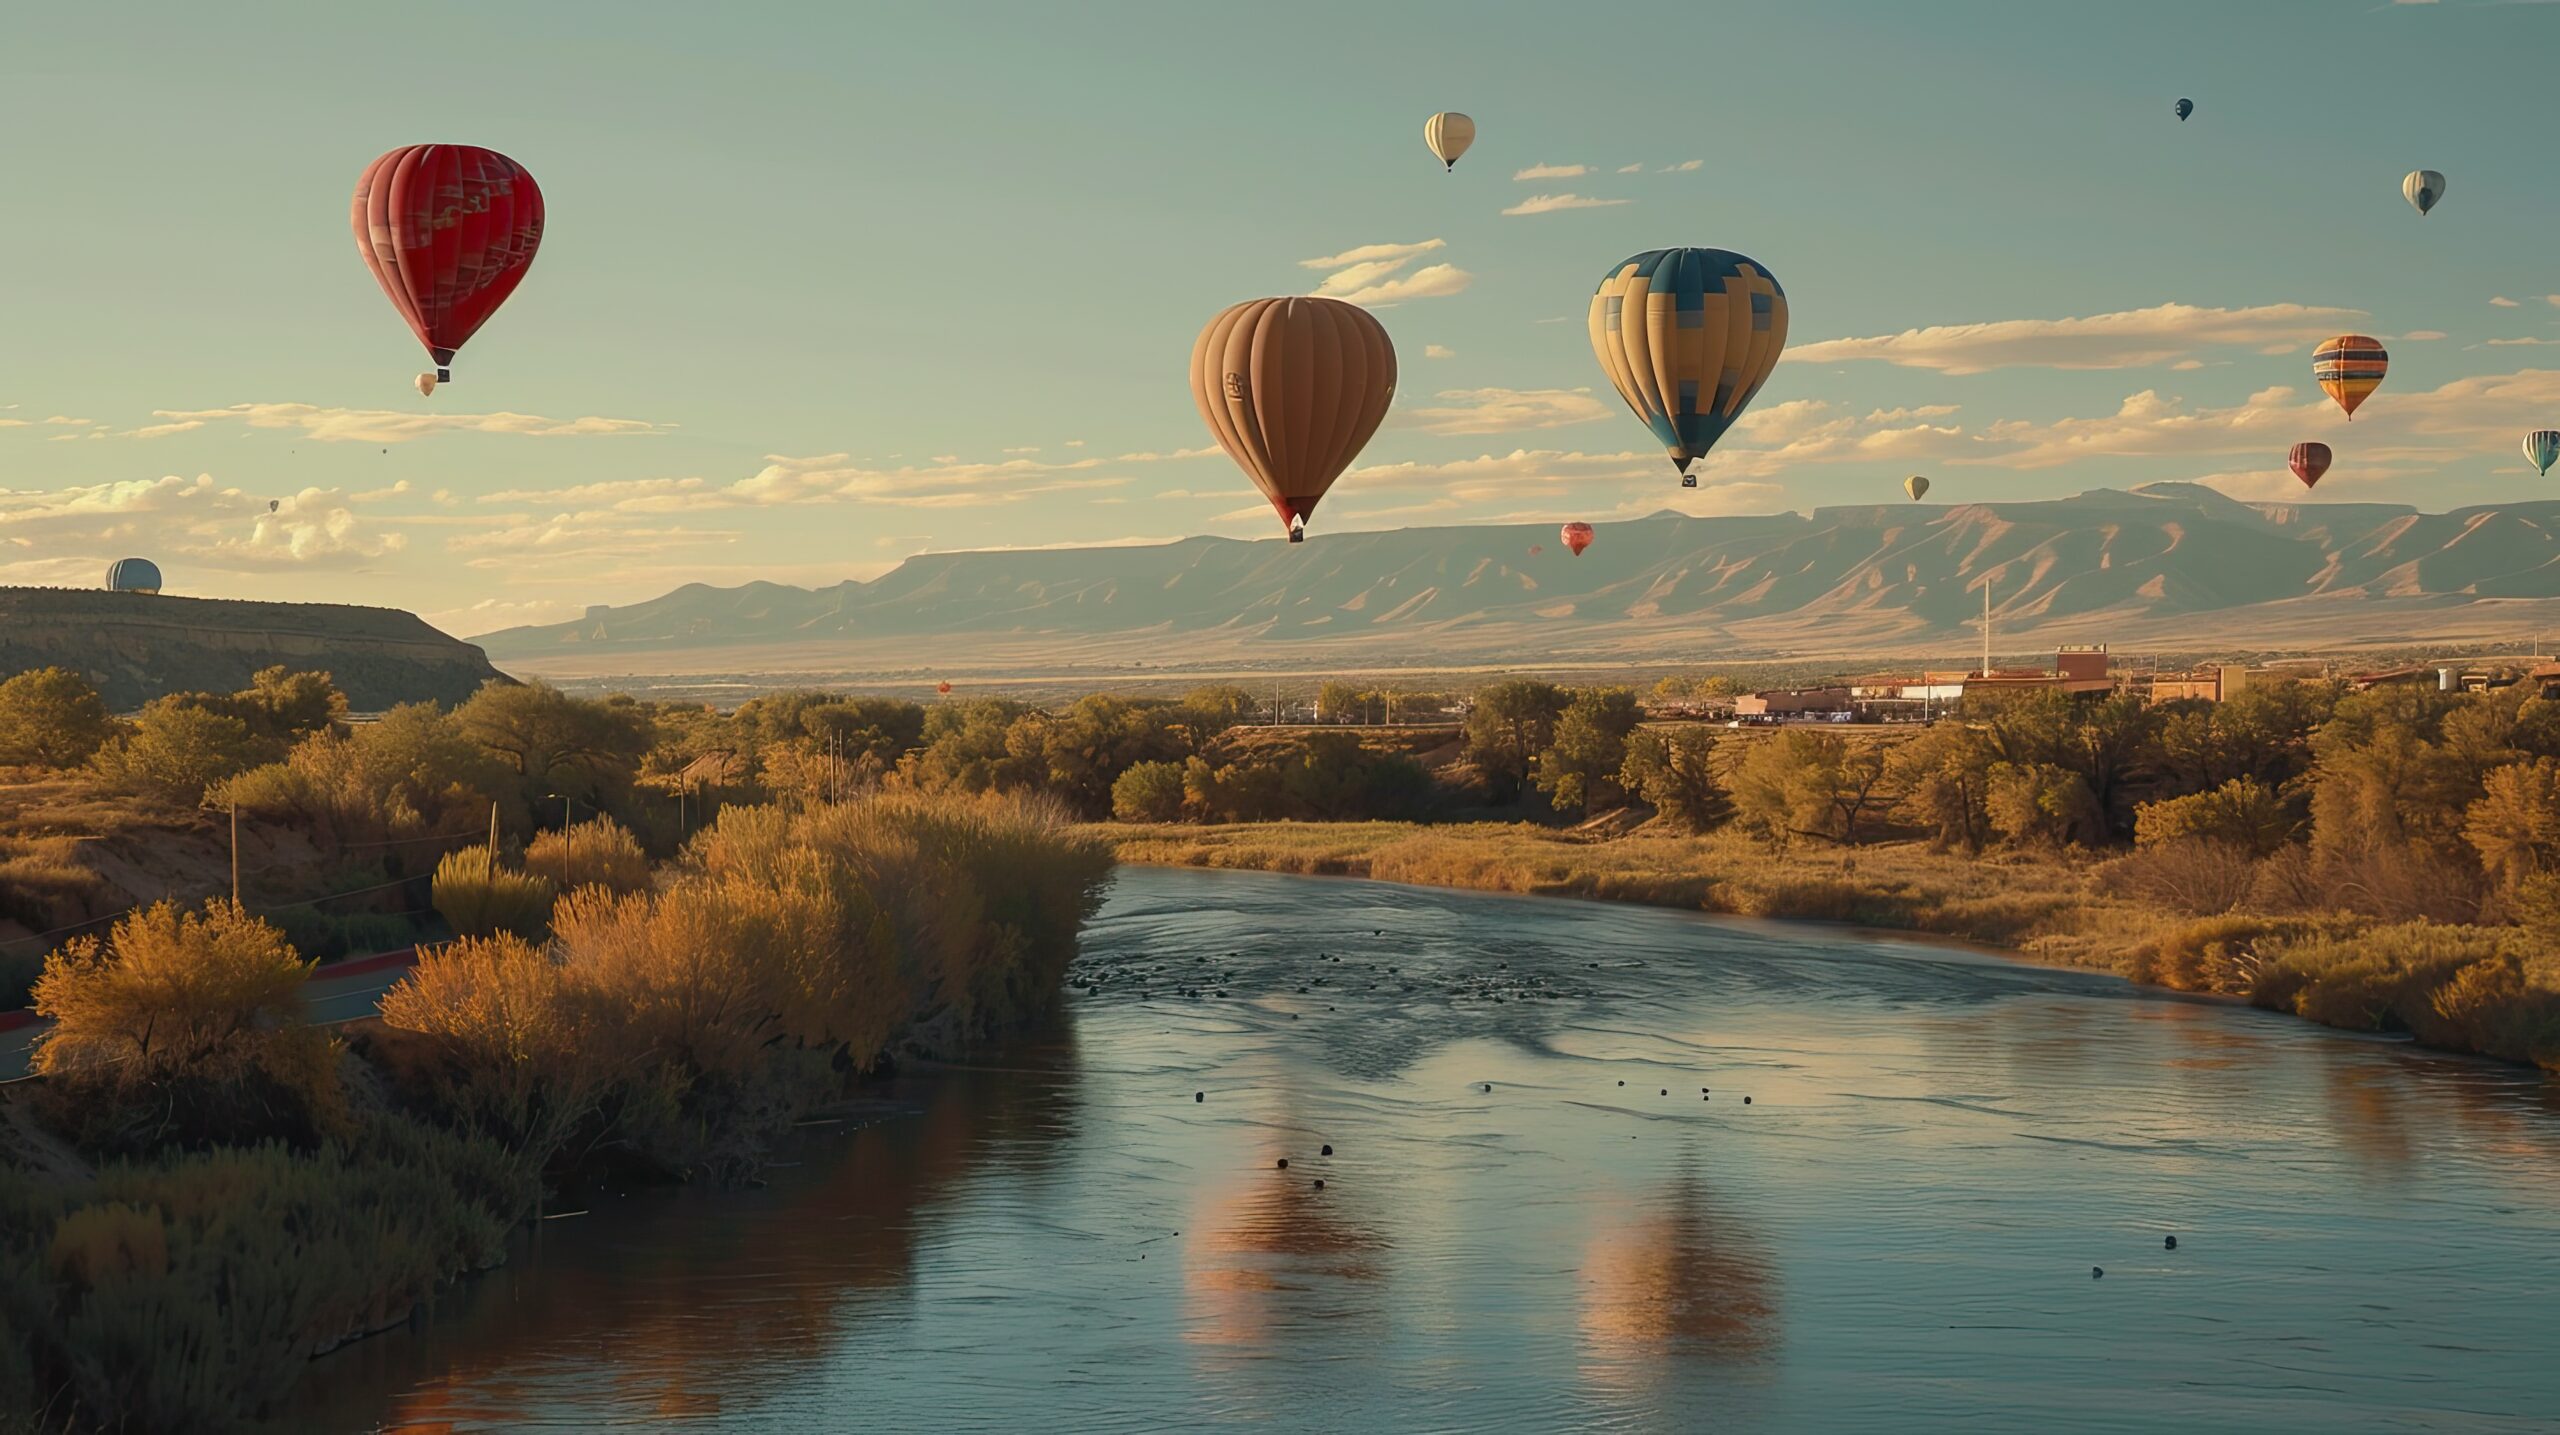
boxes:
[1958,645,2113,701]
[1732,686,1852,717]
[2148,663,2253,704]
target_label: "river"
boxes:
[280,866,2560,1433]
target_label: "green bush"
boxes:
[0,668,115,770]
[1112,760,1186,822]
[524,815,652,895]
[431,848,557,941]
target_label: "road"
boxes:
[0,946,420,1082]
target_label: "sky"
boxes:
[5,0,2559,636]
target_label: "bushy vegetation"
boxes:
[431,847,558,941]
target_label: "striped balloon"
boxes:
[2526,430,2560,478]
[2402,170,2446,217]
[2288,442,2332,490]
[1189,297,1396,542]
[1588,248,1789,488]
[2312,335,2388,419]
[1424,113,1475,172]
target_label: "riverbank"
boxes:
[4,793,1113,1433]
[1098,821,2560,1073]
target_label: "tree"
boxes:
[1113,760,1187,822]
[2134,777,2293,856]
[2463,758,2560,892]
[1730,730,1894,847]
[1891,723,1994,852]
[1618,726,1728,831]
[1317,681,1372,724]
[32,899,312,1087]
[90,700,267,802]
[455,681,654,807]
[1985,762,2100,848]
[0,666,115,768]
[1463,680,1568,804]
[1532,688,1642,815]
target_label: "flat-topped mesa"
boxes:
[0,587,508,710]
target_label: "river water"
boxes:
[282,867,2560,1433]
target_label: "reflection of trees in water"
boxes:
[278,1028,1086,1433]
[1576,1165,1779,1383]
[1181,1141,1390,1355]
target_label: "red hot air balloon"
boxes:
[1527,543,1545,556]
[936,680,954,696]
[1561,522,1595,557]
[351,145,545,388]
[2288,442,2332,490]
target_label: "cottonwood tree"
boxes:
[1532,688,1642,816]
[1618,726,1728,831]
[0,666,115,768]
[1463,680,1569,804]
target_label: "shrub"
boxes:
[28,901,336,1150]
[431,847,557,940]
[2130,914,2337,993]
[524,815,652,895]
[1112,760,1187,822]
[1985,761,2100,849]
[89,702,270,803]
[2097,838,2261,916]
[0,667,115,769]
[1619,726,1728,832]
[2250,923,2514,1044]
[2134,777,2293,856]
[377,934,618,1159]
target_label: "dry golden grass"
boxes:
[1101,821,2169,970]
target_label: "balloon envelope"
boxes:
[2313,335,2388,419]
[1190,297,1396,541]
[2174,98,2193,120]
[1527,543,1544,556]
[1561,522,1595,556]
[2402,169,2445,216]
[1424,113,1475,171]
[414,372,438,397]
[936,680,953,695]
[353,145,545,382]
[1589,247,1788,488]
[2526,430,2560,478]
[1903,475,1931,502]
[2288,442,2333,490]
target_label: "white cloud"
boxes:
[2485,337,2556,347]
[2492,296,2521,307]
[1788,301,2368,375]
[2547,296,2560,308]
[43,416,93,427]
[1297,239,1444,271]
[0,474,406,571]
[136,403,669,444]
[1502,193,1632,217]
[1401,387,1612,436]
[199,488,407,567]
[447,514,738,565]
[1300,238,1472,307]
[1615,162,1642,174]
[2400,330,2447,341]
[1424,344,1455,360]
[351,479,412,502]
[1002,446,1040,455]
[1660,160,1704,173]
[1512,162,1588,180]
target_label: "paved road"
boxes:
[0,947,420,1082]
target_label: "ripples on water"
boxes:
[283,868,2560,1433]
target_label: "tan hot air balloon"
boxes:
[1424,112,1475,172]
[1189,297,1397,543]
[414,371,439,397]
[1903,474,1930,502]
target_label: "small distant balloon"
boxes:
[415,372,439,398]
[2402,169,2445,216]
[936,680,953,696]
[1527,543,1544,556]
[2313,335,2388,419]
[2526,430,2560,478]
[2173,98,2193,121]
[267,499,280,513]
[1903,474,1931,502]
[2288,442,2332,490]
[1424,112,1475,172]
[1561,522,1594,557]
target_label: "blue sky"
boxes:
[5,0,2558,634]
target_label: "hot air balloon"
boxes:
[2313,335,2388,419]
[2288,442,2332,490]
[2173,98,2193,121]
[1190,297,1396,542]
[1424,113,1475,172]
[2526,430,2560,478]
[1561,522,1595,557]
[1903,475,1931,502]
[267,499,280,513]
[936,680,953,696]
[352,145,545,388]
[2402,169,2445,217]
[1589,248,1789,488]
[414,372,438,398]
[1527,543,1544,556]
[105,558,162,594]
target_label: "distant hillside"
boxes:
[477,484,2560,678]
[0,588,508,710]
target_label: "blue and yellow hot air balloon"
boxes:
[2313,335,2388,419]
[1588,247,1788,488]
[2526,430,2560,478]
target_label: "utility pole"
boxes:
[489,801,499,857]
[230,801,240,908]
[1981,580,1994,677]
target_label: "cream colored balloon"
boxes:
[1904,474,1931,502]
[414,371,439,397]
[1424,112,1476,172]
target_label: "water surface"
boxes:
[284,867,2560,1433]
